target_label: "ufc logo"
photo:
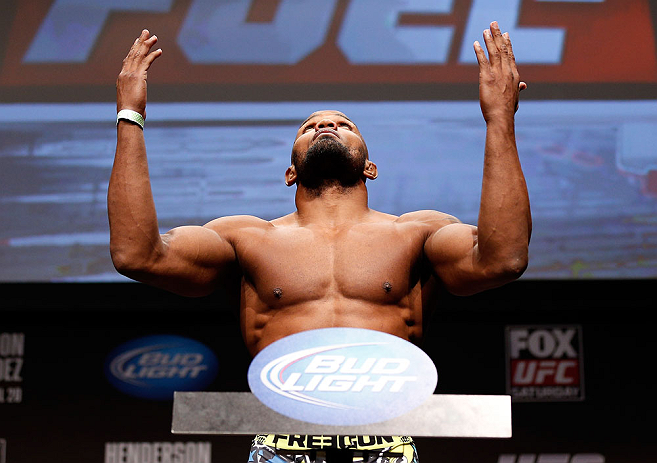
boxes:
[510,359,578,386]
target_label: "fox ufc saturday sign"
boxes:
[247,328,438,426]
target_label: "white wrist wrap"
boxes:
[116,109,145,129]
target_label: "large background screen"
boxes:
[1,0,656,281]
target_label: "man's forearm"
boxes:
[108,122,163,272]
[471,23,531,278]
[477,117,531,273]
[110,30,164,274]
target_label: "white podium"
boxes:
[171,392,511,438]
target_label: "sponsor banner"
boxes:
[0,333,24,405]
[248,327,438,426]
[104,335,219,400]
[505,325,584,402]
[0,0,655,90]
[104,441,211,463]
[498,454,605,463]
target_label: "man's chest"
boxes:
[235,223,427,305]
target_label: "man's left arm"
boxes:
[425,21,531,296]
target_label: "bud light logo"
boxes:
[248,328,437,425]
[105,335,219,400]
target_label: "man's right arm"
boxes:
[108,30,237,297]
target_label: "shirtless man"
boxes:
[109,21,530,463]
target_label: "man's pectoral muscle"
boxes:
[216,211,460,355]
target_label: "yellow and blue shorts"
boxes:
[248,434,419,462]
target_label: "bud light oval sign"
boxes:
[248,328,437,425]
[104,335,219,400]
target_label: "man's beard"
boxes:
[294,138,367,194]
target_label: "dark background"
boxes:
[1,280,653,462]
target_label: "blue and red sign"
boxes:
[248,328,438,425]
[2,0,655,90]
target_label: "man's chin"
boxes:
[295,137,366,191]
[311,136,343,149]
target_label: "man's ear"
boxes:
[285,165,297,186]
[363,160,378,180]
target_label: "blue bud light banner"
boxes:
[248,328,438,425]
[104,335,219,400]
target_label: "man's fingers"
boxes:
[138,35,160,70]
[473,40,489,68]
[503,32,515,62]
[123,37,140,63]
[503,32,521,79]
[124,30,157,70]
[490,22,513,76]
[140,35,158,58]
[482,28,500,69]
[490,21,507,54]
[128,30,149,56]
[498,31,527,93]
[142,48,163,70]
[136,29,149,47]
[135,33,157,60]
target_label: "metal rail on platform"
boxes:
[171,392,511,438]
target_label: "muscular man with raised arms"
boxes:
[109,21,530,463]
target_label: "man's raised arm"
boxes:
[425,21,532,296]
[108,30,236,296]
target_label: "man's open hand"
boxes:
[116,30,162,118]
[474,22,527,124]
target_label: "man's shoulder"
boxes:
[205,214,270,226]
[269,212,298,227]
[203,213,301,232]
[396,210,462,226]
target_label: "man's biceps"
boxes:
[162,226,234,261]
[196,228,237,264]
[426,224,477,259]
[163,224,221,241]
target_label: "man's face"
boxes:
[290,111,369,191]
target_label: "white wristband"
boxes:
[116,109,145,129]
